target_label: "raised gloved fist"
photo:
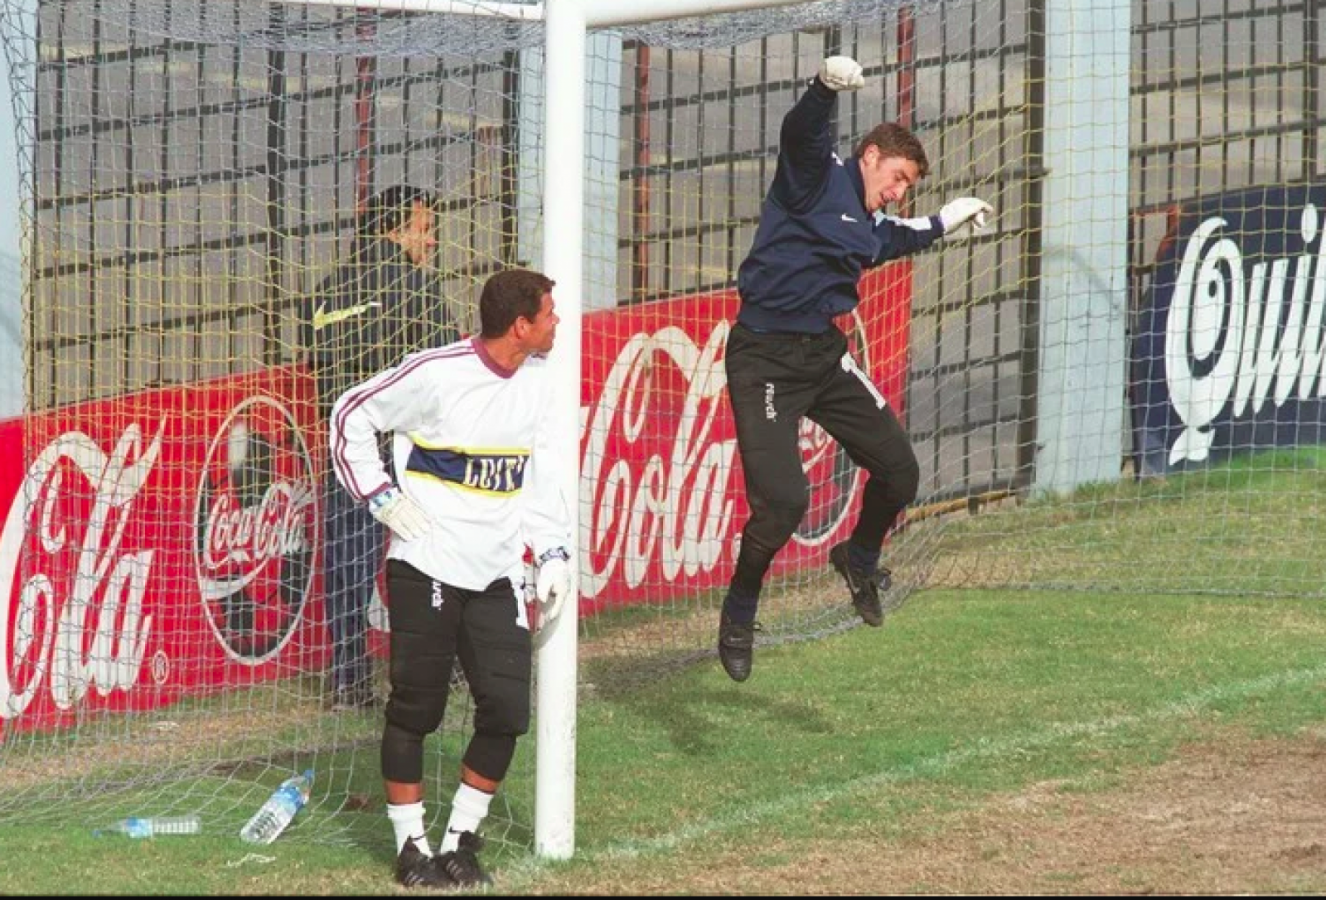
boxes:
[818,56,864,92]
[535,547,573,625]
[939,197,995,237]
[367,486,435,542]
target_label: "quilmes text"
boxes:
[1165,203,1326,465]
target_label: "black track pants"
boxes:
[724,322,919,581]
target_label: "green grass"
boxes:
[2,587,1325,894]
[918,447,1326,597]
[573,591,1326,834]
[4,448,1326,893]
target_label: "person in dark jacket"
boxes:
[718,56,994,682]
[304,186,460,709]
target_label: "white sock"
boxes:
[440,783,493,852]
[386,801,430,856]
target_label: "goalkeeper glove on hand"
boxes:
[535,547,572,624]
[818,56,865,92]
[939,197,995,237]
[368,486,435,542]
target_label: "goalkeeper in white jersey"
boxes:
[329,268,572,889]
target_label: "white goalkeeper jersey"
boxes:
[329,336,571,591]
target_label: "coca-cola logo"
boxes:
[194,397,317,664]
[580,322,736,599]
[0,424,162,719]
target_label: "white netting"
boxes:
[0,0,1323,869]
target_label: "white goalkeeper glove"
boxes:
[818,56,864,92]
[367,486,435,542]
[938,197,995,237]
[535,547,572,624]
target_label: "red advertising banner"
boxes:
[0,367,325,735]
[0,262,912,732]
[578,265,913,612]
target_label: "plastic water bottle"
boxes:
[99,815,201,838]
[239,769,314,845]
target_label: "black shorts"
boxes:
[725,322,914,507]
[384,559,532,734]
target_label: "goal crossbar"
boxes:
[281,0,812,28]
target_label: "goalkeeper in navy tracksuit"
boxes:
[718,55,994,682]
[303,186,460,710]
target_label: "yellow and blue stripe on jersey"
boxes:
[406,440,531,495]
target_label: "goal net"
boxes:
[0,0,1322,859]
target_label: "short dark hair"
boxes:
[357,186,437,239]
[479,269,556,338]
[854,123,930,178]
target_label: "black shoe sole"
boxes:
[852,602,884,628]
[831,546,886,627]
[718,614,756,682]
[718,647,752,682]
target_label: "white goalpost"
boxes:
[522,0,813,860]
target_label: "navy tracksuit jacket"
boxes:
[736,77,943,334]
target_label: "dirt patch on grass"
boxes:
[520,729,1326,894]
[861,732,1326,894]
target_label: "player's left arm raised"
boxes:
[771,56,863,211]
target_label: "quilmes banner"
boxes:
[1131,183,1326,476]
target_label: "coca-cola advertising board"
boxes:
[578,269,912,612]
[0,263,912,733]
[0,367,324,736]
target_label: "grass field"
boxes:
[2,449,1324,894]
[2,582,1324,894]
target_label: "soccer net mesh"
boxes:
[0,0,1322,859]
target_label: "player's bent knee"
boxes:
[474,674,530,736]
[751,496,808,548]
[894,460,920,506]
[385,683,448,737]
[866,458,919,508]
